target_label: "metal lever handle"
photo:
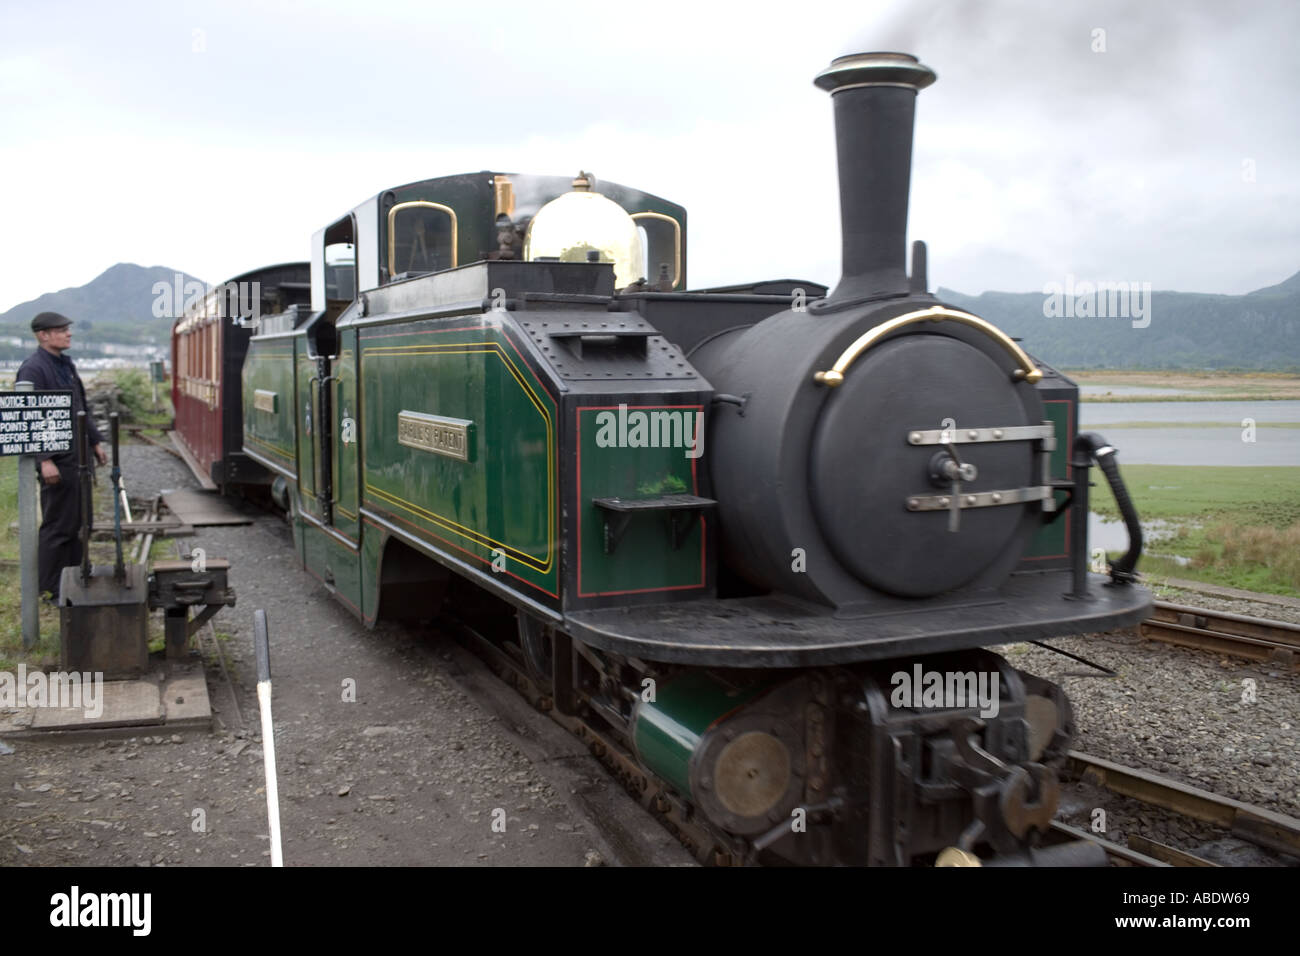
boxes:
[949,477,961,532]
[942,443,977,532]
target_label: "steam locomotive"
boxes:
[175,51,1152,865]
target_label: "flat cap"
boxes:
[31,311,73,331]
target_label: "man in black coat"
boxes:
[15,312,108,599]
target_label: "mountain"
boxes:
[3,263,1297,370]
[0,264,206,361]
[1247,269,1300,298]
[938,270,1300,370]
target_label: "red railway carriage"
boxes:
[171,262,310,491]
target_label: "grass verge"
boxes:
[1067,369,1300,402]
[1093,464,1300,596]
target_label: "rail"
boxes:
[1066,750,1300,862]
[1141,600,1300,668]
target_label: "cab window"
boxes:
[388,201,457,278]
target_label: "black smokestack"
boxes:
[814,52,936,304]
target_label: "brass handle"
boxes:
[812,306,1042,387]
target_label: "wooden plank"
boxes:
[161,488,252,526]
[6,666,212,737]
[29,680,164,731]
[160,668,213,729]
[91,519,182,533]
[166,430,218,491]
[150,558,230,572]
[92,523,194,538]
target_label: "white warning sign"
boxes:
[0,390,74,456]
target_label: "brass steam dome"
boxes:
[524,173,645,289]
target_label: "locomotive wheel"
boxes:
[517,612,554,690]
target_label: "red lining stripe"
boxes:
[575,403,707,598]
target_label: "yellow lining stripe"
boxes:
[246,433,294,461]
[359,339,555,575]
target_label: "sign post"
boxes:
[2,387,74,649]
[149,360,164,410]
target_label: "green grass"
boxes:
[101,369,174,428]
[1093,465,1300,596]
[0,568,63,671]
[1092,465,1300,523]
[0,457,63,668]
[0,454,18,563]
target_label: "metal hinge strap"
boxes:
[906,423,1055,446]
[905,485,1052,512]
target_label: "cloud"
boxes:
[0,0,1295,310]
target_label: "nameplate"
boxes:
[397,410,473,461]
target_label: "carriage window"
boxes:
[388,201,457,278]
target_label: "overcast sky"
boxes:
[1,0,1296,314]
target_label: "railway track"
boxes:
[1066,598,1300,865]
[120,423,187,462]
[1059,751,1300,868]
[1141,600,1300,669]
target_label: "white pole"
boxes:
[254,610,284,867]
[257,682,284,867]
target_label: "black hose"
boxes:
[1075,432,1142,584]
